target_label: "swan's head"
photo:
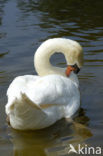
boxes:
[65,64,80,77]
[59,38,83,77]
[34,38,83,77]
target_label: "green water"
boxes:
[0,0,103,155]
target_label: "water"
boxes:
[0,0,103,155]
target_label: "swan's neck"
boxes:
[34,38,83,79]
[34,39,74,77]
[35,48,66,77]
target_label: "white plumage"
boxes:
[5,38,83,130]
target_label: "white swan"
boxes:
[5,38,83,130]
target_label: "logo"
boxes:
[68,144,77,154]
[67,144,102,155]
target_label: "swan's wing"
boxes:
[6,75,44,114]
[7,75,40,97]
[32,75,80,118]
[6,74,80,118]
[26,74,80,115]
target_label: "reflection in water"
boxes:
[0,51,9,58]
[0,51,9,85]
[8,109,92,156]
[17,0,103,40]
[0,0,7,38]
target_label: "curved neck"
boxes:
[34,38,83,77]
[34,39,69,77]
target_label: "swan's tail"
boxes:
[5,93,48,130]
[6,93,45,113]
[20,93,43,110]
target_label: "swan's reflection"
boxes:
[8,108,92,156]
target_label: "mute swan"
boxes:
[5,38,83,130]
